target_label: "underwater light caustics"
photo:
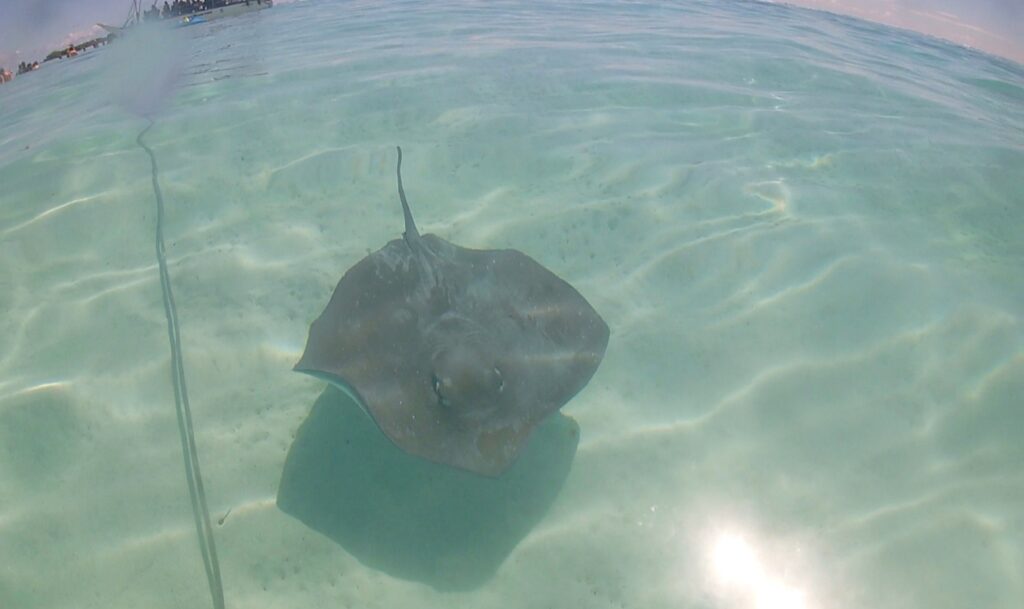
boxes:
[710,532,809,609]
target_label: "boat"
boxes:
[178,0,273,26]
[108,0,272,30]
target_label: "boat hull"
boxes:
[180,0,273,26]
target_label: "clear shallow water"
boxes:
[1,1,1022,608]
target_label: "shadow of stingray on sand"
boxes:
[276,386,580,591]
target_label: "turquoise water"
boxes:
[1,0,1023,607]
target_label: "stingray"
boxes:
[295,147,609,476]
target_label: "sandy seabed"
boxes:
[1,2,1022,608]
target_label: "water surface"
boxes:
[1,1,1022,608]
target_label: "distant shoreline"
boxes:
[2,0,272,87]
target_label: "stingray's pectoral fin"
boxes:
[473,423,534,475]
[292,366,373,418]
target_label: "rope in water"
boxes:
[137,120,225,609]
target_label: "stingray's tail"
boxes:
[396,146,421,244]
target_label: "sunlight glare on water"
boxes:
[710,531,809,609]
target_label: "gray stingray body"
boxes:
[295,148,609,476]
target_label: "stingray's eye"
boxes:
[494,367,504,392]
[431,373,451,408]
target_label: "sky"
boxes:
[776,0,1024,63]
[1,0,132,67]
[1,0,1022,68]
